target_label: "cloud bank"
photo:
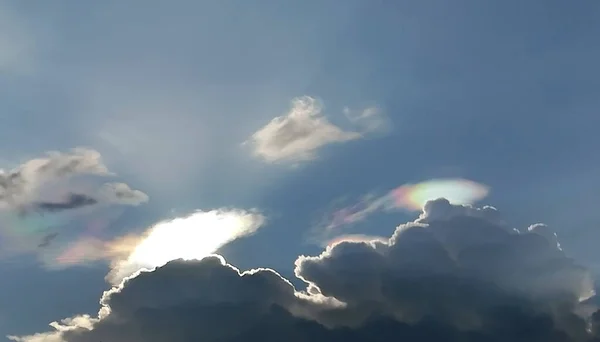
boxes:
[12,199,600,342]
[246,96,386,164]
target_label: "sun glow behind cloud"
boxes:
[53,209,265,284]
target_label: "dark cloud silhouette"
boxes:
[11,199,600,342]
[32,193,98,213]
[38,232,59,248]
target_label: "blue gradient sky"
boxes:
[1,0,599,338]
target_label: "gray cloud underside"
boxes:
[12,198,600,342]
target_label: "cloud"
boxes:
[0,148,149,263]
[246,96,362,163]
[321,178,489,233]
[52,208,265,285]
[97,182,149,206]
[32,193,98,213]
[0,148,148,212]
[0,148,110,209]
[323,234,388,248]
[12,199,600,342]
[37,232,59,248]
[343,106,391,135]
[0,2,35,74]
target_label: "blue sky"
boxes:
[1,0,600,340]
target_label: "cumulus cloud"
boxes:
[53,209,265,285]
[246,96,370,163]
[0,148,109,209]
[0,148,149,263]
[12,199,600,342]
[0,148,148,212]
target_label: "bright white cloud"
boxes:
[53,209,266,285]
[247,96,362,163]
[324,234,388,248]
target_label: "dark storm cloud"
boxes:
[11,199,600,342]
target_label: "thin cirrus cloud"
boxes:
[53,208,265,285]
[10,199,599,342]
[245,96,387,164]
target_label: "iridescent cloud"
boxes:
[326,178,489,230]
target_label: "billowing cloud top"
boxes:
[246,96,386,163]
[12,199,600,342]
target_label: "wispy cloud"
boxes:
[343,106,391,135]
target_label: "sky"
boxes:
[1,0,600,341]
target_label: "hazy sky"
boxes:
[1,1,600,341]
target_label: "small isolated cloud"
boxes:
[246,96,365,163]
[53,208,265,285]
[11,199,600,342]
